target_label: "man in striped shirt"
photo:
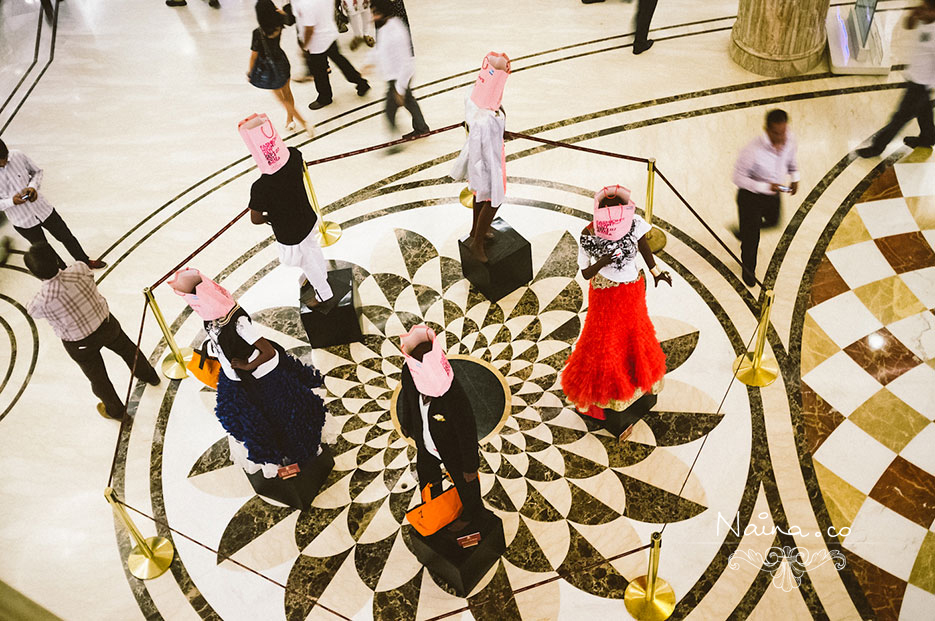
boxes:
[25,242,159,420]
[0,139,106,270]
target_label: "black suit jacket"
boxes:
[398,366,480,472]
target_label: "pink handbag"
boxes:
[470,52,511,111]
[238,113,290,174]
[400,325,454,397]
[593,185,636,241]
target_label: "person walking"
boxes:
[342,0,375,50]
[0,139,106,270]
[24,242,160,421]
[857,0,935,157]
[248,1,311,134]
[579,0,657,54]
[369,0,428,139]
[732,109,799,287]
[292,0,370,110]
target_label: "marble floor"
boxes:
[0,0,933,619]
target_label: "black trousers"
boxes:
[385,81,428,133]
[416,446,483,523]
[737,189,780,283]
[62,314,159,417]
[13,209,89,268]
[870,81,935,150]
[304,41,366,104]
[634,0,659,45]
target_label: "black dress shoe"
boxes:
[208,0,220,7]
[633,39,654,55]
[356,82,371,96]
[308,99,332,110]
[402,129,430,139]
[143,373,161,387]
[165,0,186,6]
[904,136,935,148]
[856,146,882,159]
[743,273,757,287]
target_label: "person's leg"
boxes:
[864,86,917,153]
[12,222,66,268]
[909,82,935,145]
[280,81,310,132]
[633,0,659,52]
[416,448,443,495]
[737,190,760,286]
[349,11,364,39]
[308,50,333,104]
[99,314,160,384]
[288,234,334,302]
[468,201,497,262]
[403,86,429,134]
[40,209,90,263]
[62,333,126,418]
[385,82,401,130]
[325,41,367,90]
[762,194,781,229]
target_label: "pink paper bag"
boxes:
[238,113,289,174]
[593,185,636,241]
[470,52,511,111]
[400,325,454,398]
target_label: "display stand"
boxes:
[246,445,334,511]
[406,509,505,597]
[458,218,532,302]
[602,393,658,442]
[827,3,890,75]
[299,268,362,348]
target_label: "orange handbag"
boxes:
[406,474,463,536]
[186,342,221,389]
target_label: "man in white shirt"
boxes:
[292,0,370,110]
[732,109,800,287]
[0,139,106,270]
[370,0,428,138]
[858,1,935,157]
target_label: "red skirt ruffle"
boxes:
[561,276,666,419]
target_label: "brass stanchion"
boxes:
[104,487,174,580]
[643,158,667,253]
[302,162,342,247]
[624,532,676,621]
[733,289,779,387]
[459,186,475,209]
[143,287,192,380]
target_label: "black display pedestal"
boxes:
[246,445,334,511]
[299,268,362,348]
[458,218,532,302]
[604,393,658,442]
[407,509,505,597]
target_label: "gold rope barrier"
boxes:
[624,532,676,621]
[104,488,174,580]
[302,162,342,247]
[733,289,779,387]
[643,158,667,253]
[143,288,192,380]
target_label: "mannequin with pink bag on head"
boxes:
[396,324,485,533]
[449,52,510,263]
[168,267,329,478]
[561,185,671,440]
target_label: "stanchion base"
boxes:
[161,348,193,380]
[645,227,667,253]
[316,221,342,247]
[96,403,110,419]
[732,352,779,387]
[459,186,474,208]
[127,536,174,580]
[624,575,676,621]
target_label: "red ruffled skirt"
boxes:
[561,275,666,419]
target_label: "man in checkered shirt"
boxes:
[25,242,160,420]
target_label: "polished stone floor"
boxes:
[1,0,933,620]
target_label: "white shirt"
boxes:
[905,20,935,86]
[732,133,800,196]
[374,16,415,95]
[207,316,280,381]
[418,395,441,459]
[292,0,338,54]
[578,215,652,283]
[0,150,54,228]
[449,95,507,206]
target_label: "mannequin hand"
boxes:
[23,187,37,201]
[229,358,249,370]
[653,270,672,287]
[463,471,478,483]
[598,253,615,267]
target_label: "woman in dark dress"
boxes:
[248,1,310,134]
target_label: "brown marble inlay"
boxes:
[843,328,923,386]
[801,381,845,454]
[875,232,935,274]
[869,456,935,529]
[845,551,907,621]
[860,166,903,202]
[809,255,852,307]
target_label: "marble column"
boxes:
[730,0,831,77]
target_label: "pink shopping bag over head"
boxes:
[238,113,289,174]
[400,324,454,397]
[593,185,636,241]
[470,52,510,111]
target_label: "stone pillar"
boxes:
[730,0,831,77]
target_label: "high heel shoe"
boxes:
[285,120,296,131]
